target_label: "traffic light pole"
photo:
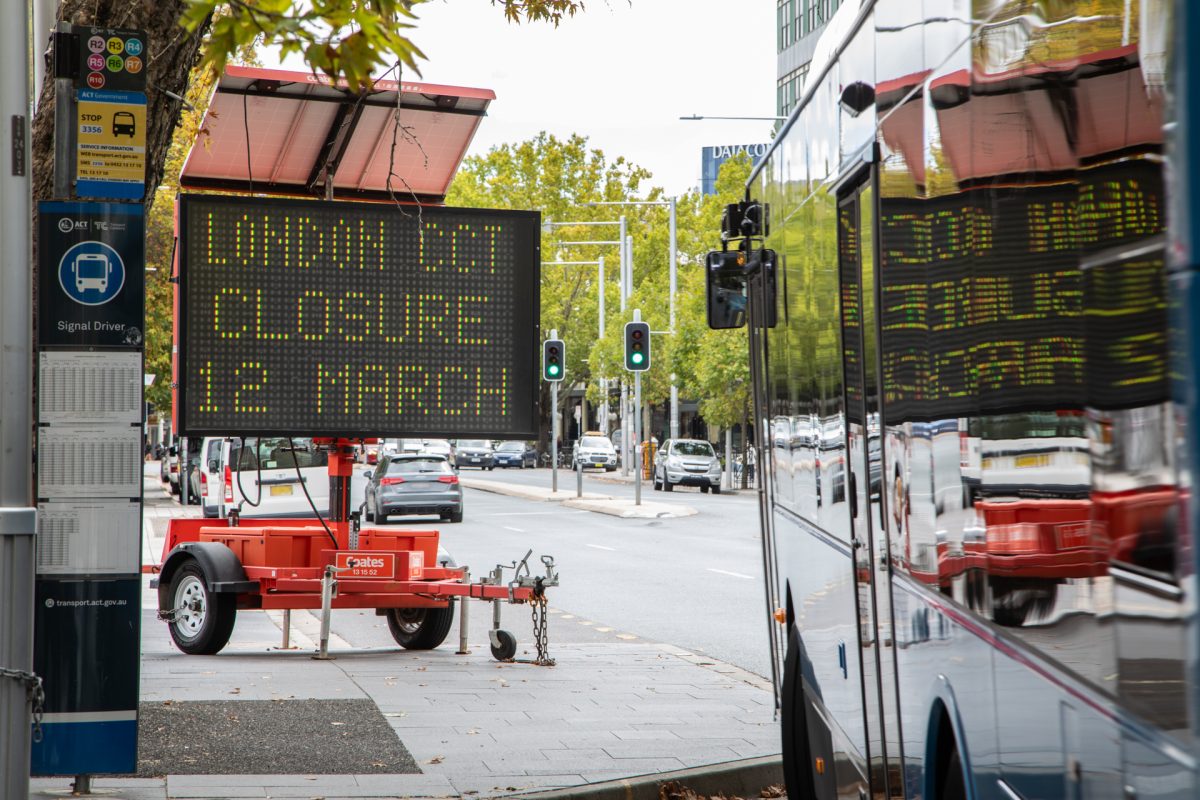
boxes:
[549,328,559,494]
[633,310,643,506]
[634,372,642,507]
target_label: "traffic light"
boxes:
[542,338,565,382]
[624,321,650,372]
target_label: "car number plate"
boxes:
[471,457,481,462]
[270,484,293,496]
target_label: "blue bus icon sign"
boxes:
[59,241,125,306]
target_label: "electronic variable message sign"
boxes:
[177,195,540,438]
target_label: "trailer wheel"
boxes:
[167,561,236,655]
[490,629,518,661]
[386,605,454,649]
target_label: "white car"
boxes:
[218,436,330,518]
[572,434,617,471]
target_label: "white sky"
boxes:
[275,0,777,196]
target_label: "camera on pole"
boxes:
[542,338,565,382]
[623,321,650,372]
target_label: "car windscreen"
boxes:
[496,442,524,452]
[671,441,714,457]
[579,437,613,450]
[387,458,452,475]
[229,437,328,472]
[423,440,451,449]
[458,440,490,449]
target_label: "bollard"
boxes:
[456,568,471,654]
[281,609,291,650]
[314,565,336,660]
[576,459,583,498]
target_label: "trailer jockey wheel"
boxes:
[490,629,517,661]
[386,606,454,649]
[168,560,236,655]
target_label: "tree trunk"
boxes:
[33,0,210,210]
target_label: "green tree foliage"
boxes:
[446,132,652,398]
[446,133,756,441]
[184,0,589,91]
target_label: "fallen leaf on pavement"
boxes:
[427,756,444,765]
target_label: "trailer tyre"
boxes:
[490,629,518,661]
[386,605,454,649]
[167,561,236,655]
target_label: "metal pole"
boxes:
[576,457,582,498]
[671,382,680,441]
[668,198,677,331]
[456,569,470,654]
[625,235,634,302]
[314,566,336,660]
[620,382,629,476]
[0,0,35,792]
[633,310,643,506]
[634,373,642,507]
[725,429,733,490]
[618,216,627,312]
[598,256,605,337]
[52,22,74,199]
[668,198,679,440]
[551,380,559,494]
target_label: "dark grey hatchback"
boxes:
[363,455,463,524]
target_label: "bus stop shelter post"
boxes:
[0,2,35,795]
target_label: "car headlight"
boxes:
[667,457,682,469]
[709,462,721,473]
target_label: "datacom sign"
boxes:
[701,143,769,195]
[177,195,540,439]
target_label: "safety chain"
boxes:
[529,577,555,666]
[1,666,45,742]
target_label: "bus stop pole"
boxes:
[0,0,36,794]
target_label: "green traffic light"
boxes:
[631,353,644,365]
[549,364,560,376]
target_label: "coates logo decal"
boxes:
[335,552,395,579]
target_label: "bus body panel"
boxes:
[753,0,1196,796]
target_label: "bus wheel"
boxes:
[940,748,966,800]
[782,626,819,799]
[386,606,454,649]
[167,560,236,655]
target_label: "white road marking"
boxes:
[707,568,756,580]
[488,510,589,517]
[502,526,525,533]
[586,543,616,551]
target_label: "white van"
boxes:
[219,436,330,518]
[198,436,225,517]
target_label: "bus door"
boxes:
[838,174,904,797]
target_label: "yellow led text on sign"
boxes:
[877,162,1167,419]
[182,199,537,436]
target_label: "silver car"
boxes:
[364,455,463,524]
[653,439,722,493]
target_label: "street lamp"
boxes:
[586,199,682,441]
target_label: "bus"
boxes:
[709,2,1196,798]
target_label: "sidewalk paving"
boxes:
[31,466,777,799]
[458,478,697,520]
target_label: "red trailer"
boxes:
[152,442,557,661]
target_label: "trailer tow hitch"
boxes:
[484,550,559,666]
